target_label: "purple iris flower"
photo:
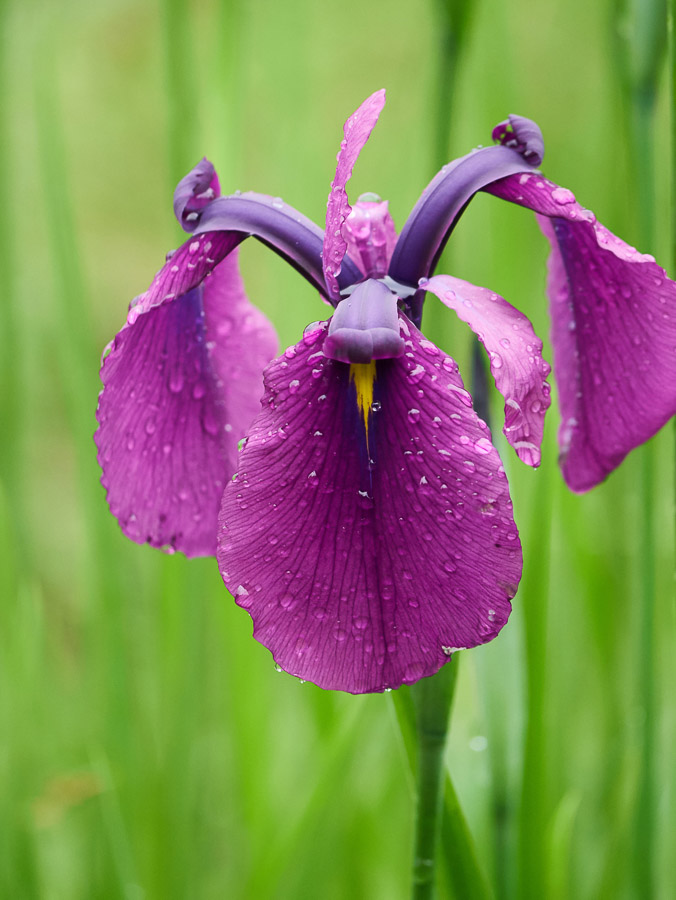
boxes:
[96,90,676,693]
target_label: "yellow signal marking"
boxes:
[349,361,376,448]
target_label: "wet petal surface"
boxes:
[96,252,277,556]
[343,196,398,278]
[131,230,245,321]
[421,274,551,466]
[218,317,520,693]
[322,90,386,301]
[173,157,221,232]
[485,172,676,489]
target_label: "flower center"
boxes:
[322,279,405,364]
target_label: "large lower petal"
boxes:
[421,274,551,467]
[218,317,520,693]
[96,251,277,557]
[484,173,676,489]
[322,90,387,301]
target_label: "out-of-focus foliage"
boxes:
[0,0,673,898]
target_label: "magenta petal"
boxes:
[131,230,245,322]
[96,251,277,557]
[343,197,398,278]
[421,274,551,467]
[485,173,676,489]
[217,318,520,694]
[322,90,387,301]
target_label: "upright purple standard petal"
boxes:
[218,319,520,694]
[322,90,387,301]
[343,195,398,278]
[96,250,277,556]
[421,275,551,466]
[484,172,676,489]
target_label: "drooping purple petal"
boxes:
[343,195,398,278]
[217,317,521,694]
[421,274,551,467]
[484,172,676,490]
[323,90,387,302]
[173,158,221,232]
[96,250,277,557]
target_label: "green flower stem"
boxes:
[391,658,493,900]
[410,661,457,899]
[625,33,661,900]
[161,0,199,187]
[431,0,474,171]
[516,473,552,900]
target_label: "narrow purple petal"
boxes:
[96,251,277,556]
[217,317,520,694]
[343,195,398,278]
[323,90,387,301]
[173,158,221,232]
[421,275,551,467]
[195,192,362,302]
[484,172,676,489]
[388,139,542,289]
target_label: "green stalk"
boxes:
[610,2,665,893]
[0,0,25,574]
[161,0,200,188]
[392,659,493,900]
[516,471,553,900]
[33,32,113,598]
[432,0,475,171]
[410,661,458,899]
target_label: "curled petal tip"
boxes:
[492,115,544,166]
[173,158,221,232]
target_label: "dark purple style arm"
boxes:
[388,117,544,289]
[195,192,363,302]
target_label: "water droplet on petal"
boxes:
[168,367,184,393]
[552,187,576,205]
[408,364,425,384]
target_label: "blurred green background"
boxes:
[0,0,673,897]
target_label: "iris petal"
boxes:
[96,251,277,557]
[217,317,520,693]
[484,172,676,489]
[343,197,398,278]
[173,157,221,232]
[322,90,387,301]
[421,274,551,467]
